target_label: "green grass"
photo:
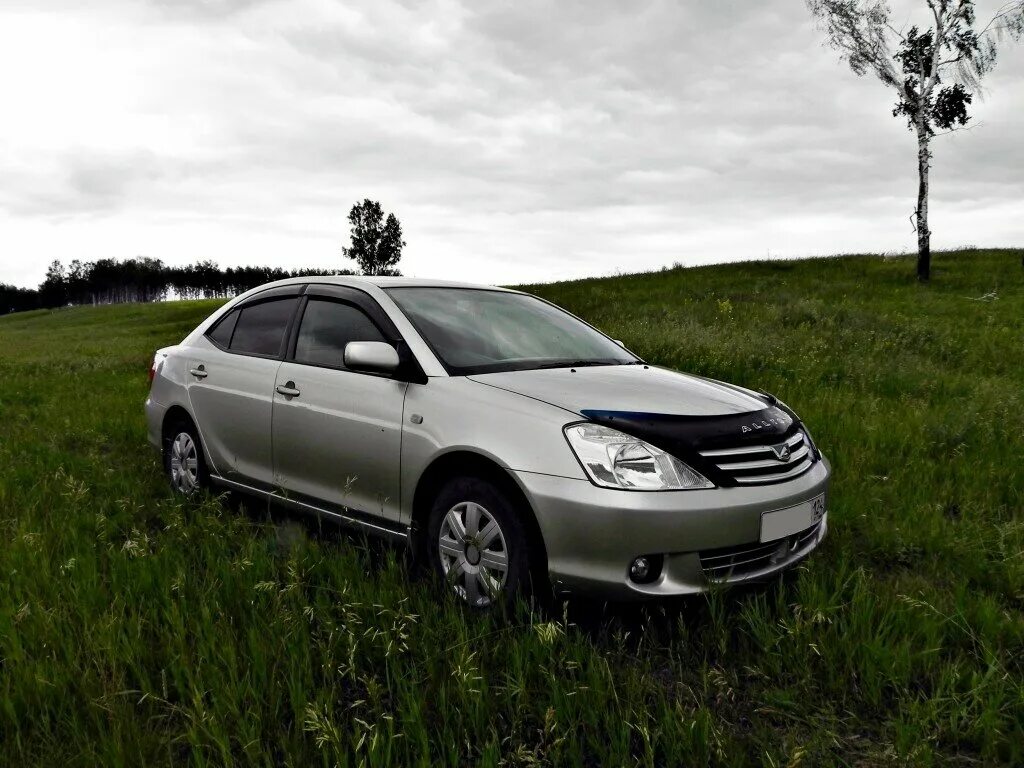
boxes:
[1,248,1022,766]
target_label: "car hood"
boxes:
[467,364,767,417]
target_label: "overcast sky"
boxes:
[1,0,1021,289]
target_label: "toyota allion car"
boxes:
[146,277,829,606]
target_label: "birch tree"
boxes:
[807,1,1024,281]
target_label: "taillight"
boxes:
[148,355,158,383]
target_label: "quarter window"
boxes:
[206,309,239,348]
[294,299,387,368]
[229,298,298,357]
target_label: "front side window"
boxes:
[294,299,387,368]
[229,298,298,357]
[385,287,638,375]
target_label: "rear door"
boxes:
[186,287,302,486]
[271,286,409,523]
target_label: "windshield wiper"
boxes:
[534,359,616,370]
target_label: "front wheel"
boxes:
[427,476,531,608]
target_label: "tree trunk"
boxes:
[915,128,931,282]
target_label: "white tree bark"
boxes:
[915,125,932,281]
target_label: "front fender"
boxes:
[399,377,587,521]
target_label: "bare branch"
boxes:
[933,120,982,137]
[885,20,908,40]
[977,1,1024,39]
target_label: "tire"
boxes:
[427,476,531,608]
[163,416,209,498]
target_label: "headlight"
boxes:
[800,424,820,458]
[563,423,714,491]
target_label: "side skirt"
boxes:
[209,474,412,546]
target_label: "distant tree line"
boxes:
[1,199,404,316]
[1,258,355,316]
[0,284,39,315]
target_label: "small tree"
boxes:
[807,0,1024,281]
[39,260,68,308]
[342,199,405,276]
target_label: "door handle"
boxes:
[276,382,300,398]
[190,365,208,379]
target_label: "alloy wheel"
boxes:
[437,501,509,607]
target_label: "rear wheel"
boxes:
[427,476,531,608]
[163,418,208,497]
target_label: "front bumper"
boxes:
[514,458,831,599]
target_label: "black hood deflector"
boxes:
[579,405,800,488]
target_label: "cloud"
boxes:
[0,149,167,218]
[147,0,272,19]
[0,0,1021,289]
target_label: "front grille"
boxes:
[700,522,821,581]
[698,430,814,485]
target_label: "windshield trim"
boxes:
[382,286,642,376]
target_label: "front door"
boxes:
[271,296,408,522]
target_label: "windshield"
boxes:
[385,287,640,375]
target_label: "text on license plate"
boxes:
[760,494,826,543]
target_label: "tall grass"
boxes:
[1,248,1021,765]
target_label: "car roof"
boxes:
[254,275,518,292]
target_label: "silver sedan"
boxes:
[146,277,829,606]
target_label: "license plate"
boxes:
[760,494,825,543]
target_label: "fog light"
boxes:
[628,554,664,584]
[630,557,650,581]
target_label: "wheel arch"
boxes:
[411,450,549,577]
[160,404,218,475]
[161,404,197,445]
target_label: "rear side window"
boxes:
[206,309,239,348]
[294,299,387,368]
[229,298,298,357]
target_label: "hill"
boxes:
[1,248,1022,765]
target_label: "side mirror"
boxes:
[613,339,626,347]
[344,341,400,374]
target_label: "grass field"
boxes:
[1,248,1022,766]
